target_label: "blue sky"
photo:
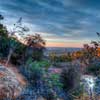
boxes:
[0,0,100,47]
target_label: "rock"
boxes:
[0,65,24,99]
[48,67,62,74]
[0,72,5,78]
[37,96,46,100]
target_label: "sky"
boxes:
[0,0,100,47]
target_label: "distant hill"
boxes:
[44,47,82,56]
[46,47,82,52]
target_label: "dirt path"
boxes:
[0,60,27,86]
[8,66,27,86]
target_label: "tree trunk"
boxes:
[6,48,13,66]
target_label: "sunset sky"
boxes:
[0,0,100,47]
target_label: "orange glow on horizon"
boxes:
[46,42,83,48]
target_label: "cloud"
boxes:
[0,0,100,47]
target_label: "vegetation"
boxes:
[24,58,49,83]
[86,63,100,76]
[6,18,29,66]
[0,15,46,65]
[49,52,73,63]
[60,66,81,92]
[24,33,45,61]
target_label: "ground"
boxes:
[0,60,27,99]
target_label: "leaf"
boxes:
[96,32,100,37]
[17,17,22,25]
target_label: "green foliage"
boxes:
[25,58,63,95]
[32,50,44,61]
[26,57,33,65]
[0,16,42,64]
[0,19,9,58]
[42,73,64,100]
[49,74,63,89]
[0,14,46,65]
[25,58,50,83]
[26,58,50,69]
[10,41,26,65]
[30,66,43,82]
[0,37,9,57]
[86,65,100,76]
[25,58,43,83]
[0,28,27,65]
[9,38,19,49]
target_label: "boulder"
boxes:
[0,65,24,99]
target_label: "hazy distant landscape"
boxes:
[44,47,82,57]
[46,47,82,52]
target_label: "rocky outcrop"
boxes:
[0,65,25,99]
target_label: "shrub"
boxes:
[60,66,81,92]
[86,64,100,76]
[49,74,63,89]
[32,49,44,61]
[24,58,50,84]
[10,41,27,65]
[25,58,43,83]
[26,59,50,69]
[42,89,55,100]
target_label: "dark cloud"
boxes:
[0,0,100,43]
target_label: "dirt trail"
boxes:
[0,60,27,86]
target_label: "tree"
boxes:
[82,33,100,65]
[0,15,7,36]
[6,17,29,66]
[0,15,9,58]
[24,33,45,47]
[24,33,45,60]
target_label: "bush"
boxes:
[32,49,44,61]
[42,89,55,100]
[23,58,50,84]
[49,52,73,63]
[60,66,81,92]
[24,58,43,83]
[26,58,50,69]
[86,64,100,76]
[10,41,27,65]
[49,74,63,89]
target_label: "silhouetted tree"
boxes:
[24,33,45,47]
[24,33,45,60]
[81,32,100,66]
[0,15,9,58]
[6,17,29,66]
